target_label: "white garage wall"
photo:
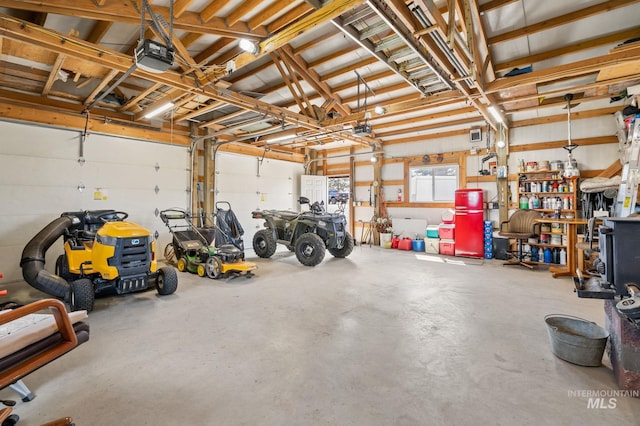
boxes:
[0,120,188,283]
[214,151,304,253]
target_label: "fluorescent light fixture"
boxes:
[265,134,296,144]
[488,106,504,123]
[374,106,386,115]
[144,102,174,119]
[239,39,259,55]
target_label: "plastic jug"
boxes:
[531,246,539,262]
[391,235,400,249]
[519,194,529,209]
[543,247,553,263]
[559,248,567,265]
[530,194,540,209]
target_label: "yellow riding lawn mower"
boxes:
[20,210,178,312]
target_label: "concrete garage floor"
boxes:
[2,245,640,425]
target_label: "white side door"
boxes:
[300,175,327,206]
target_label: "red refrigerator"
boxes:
[454,189,484,258]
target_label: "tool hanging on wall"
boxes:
[562,93,580,179]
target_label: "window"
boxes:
[409,164,459,202]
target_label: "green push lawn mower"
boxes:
[160,207,255,279]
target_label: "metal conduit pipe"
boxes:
[412,7,473,86]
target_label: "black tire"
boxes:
[205,256,223,279]
[156,267,178,295]
[164,243,176,264]
[55,254,73,280]
[253,229,276,258]
[328,232,354,258]
[294,233,326,266]
[69,278,95,312]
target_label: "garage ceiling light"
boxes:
[239,39,259,55]
[144,102,174,119]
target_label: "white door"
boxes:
[300,175,327,206]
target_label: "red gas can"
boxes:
[398,237,413,251]
[391,235,400,249]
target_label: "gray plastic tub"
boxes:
[544,314,609,367]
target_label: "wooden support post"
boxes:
[497,123,510,224]
[204,135,215,226]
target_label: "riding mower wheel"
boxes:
[55,254,73,280]
[69,278,95,312]
[156,267,178,295]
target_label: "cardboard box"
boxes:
[439,224,455,240]
[439,239,455,256]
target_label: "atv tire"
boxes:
[253,229,276,258]
[156,267,178,295]
[294,233,326,266]
[69,278,95,312]
[328,232,354,258]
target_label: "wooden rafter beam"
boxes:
[1,0,267,38]
[0,13,377,147]
[510,106,620,128]
[486,45,640,93]
[42,54,65,96]
[266,3,314,34]
[478,0,518,13]
[84,69,118,105]
[488,0,637,45]
[494,27,640,74]
[225,0,262,27]
[280,45,350,116]
[224,0,366,78]
[174,100,223,122]
[376,116,483,138]
[174,0,194,18]
[321,90,462,127]
[248,0,298,30]
[194,38,234,65]
[200,0,234,23]
[120,82,162,112]
[86,21,112,44]
[270,51,310,117]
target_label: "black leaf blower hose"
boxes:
[20,215,74,299]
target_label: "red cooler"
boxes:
[454,189,484,258]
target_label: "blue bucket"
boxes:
[413,239,425,252]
